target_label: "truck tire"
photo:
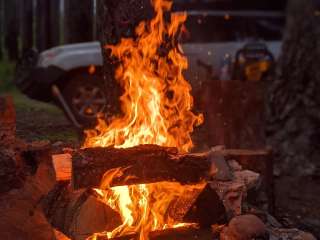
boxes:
[61,71,107,127]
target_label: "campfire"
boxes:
[85,0,206,238]
[48,1,271,239]
[0,1,317,240]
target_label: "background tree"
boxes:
[20,0,34,53]
[49,0,61,47]
[64,0,94,43]
[267,0,320,176]
[36,0,50,51]
[3,0,19,60]
[98,0,152,116]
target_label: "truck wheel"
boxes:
[62,72,107,127]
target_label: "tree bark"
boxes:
[20,0,34,52]
[35,0,50,51]
[267,0,320,176]
[49,0,61,47]
[64,0,94,44]
[0,0,3,60]
[99,0,153,116]
[3,0,19,60]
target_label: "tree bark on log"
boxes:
[96,226,213,240]
[267,0,320,176]
[71,145,212,189]
[52,147,271,194]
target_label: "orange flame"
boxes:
[84,0,203,153]
[85,0,204,239]
[91,182,204,240]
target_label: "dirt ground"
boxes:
[6,91,320,239]
[11,91,79,144]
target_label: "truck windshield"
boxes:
[182,12,285,43]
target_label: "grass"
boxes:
[0,60,79,143]
[0,61,15,92]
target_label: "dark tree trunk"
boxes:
[49,0,61,47]
[20,0,34,52]
[94,0,104,41]
[64,0,94,44]
[35,0,51,51]
[99,0,152,116]
[0,0,3,60]
[267,0,320,176]
[3,0,19,60]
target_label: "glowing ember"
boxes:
[85,0,203,239]
[84,0,203,153]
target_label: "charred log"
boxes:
[96,225,213,240]
[43,183,122,240]
[183,184,227,227]
[71,145,212,189]
[57,145,270,191]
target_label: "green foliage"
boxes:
[0,61,15,93]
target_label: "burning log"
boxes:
[44,182,226,240]
[95,225,213,240]
[43,183,122,240]
[71,145,213,189]
[52,145,270,190]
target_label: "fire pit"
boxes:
[0,0,317,239]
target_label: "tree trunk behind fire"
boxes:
[99,0,153,116]
[3,0,19,60]
[267,0,320,176]
[35,0,50,51]
[49,0,61,47]
[64,0,94,44]
[20,0,34,52]
[0,0,3,60]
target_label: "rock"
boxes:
[299,232,317,240]
[210,170,260,216]
[220,214,267,240]
[268,228,317,240]
[228,160,243,171]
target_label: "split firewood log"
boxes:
[71,145,213,189]
[52,145,270,191]
[44,182,226,240]
[43,183,122,240]
[94,225,213,240]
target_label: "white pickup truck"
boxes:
[15,10,284,127]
